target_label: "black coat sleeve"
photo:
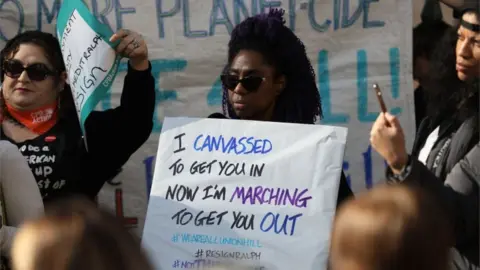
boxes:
[81,61,155,196]
[388,143,479,249]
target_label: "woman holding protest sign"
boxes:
[0,29,155,204]
[214,9,353,206]
[370,3,479,269]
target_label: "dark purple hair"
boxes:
[222,9,322,124]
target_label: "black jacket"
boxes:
[387,113,479,269]
[1,62,155,203]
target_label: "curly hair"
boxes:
[413,20,450,62]
[222,9,321,124]
[0,31,77,118]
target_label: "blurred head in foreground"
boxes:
[329,185,452,270]
[11,196,154,270]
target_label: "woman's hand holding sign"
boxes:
[110,29,149,71]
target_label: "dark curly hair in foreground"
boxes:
[222,9,322,124]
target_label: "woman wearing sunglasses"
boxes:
[218,9,353,207]
[0,30,155,204]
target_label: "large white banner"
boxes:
[0,0,414,235]
[143,117,347,270]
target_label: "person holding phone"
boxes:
[370,3,479,269]
[0,30,155,204]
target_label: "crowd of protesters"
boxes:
[0,0,478,269]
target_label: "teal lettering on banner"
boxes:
[91,0,114,33]
[156,0,181,38]
[0,0,24,41]
[210,0,234,35]
[308,0,385,32]
[318,50,349,124]
[37,0,61,31]
[183,0,207,37]
[207,76,223,106]
[307,0,331,32]
[1,0,389,42]
[149,59,187,131]
[389,47,402,115]
[75,0,135,34]
[114,0,136,30]
[233,0,257,25]
[341,0,363,29]
[287,0,296,30]
[363,0,385,28]
[90,0,135,32]
[101,59,186,132]
[357,49,374,122]
[357,48,401,123]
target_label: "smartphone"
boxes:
[373,83,388,113]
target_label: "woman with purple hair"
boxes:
[216,9,353,206]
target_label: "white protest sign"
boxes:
[142,117,348,270]
[56,0,120,135]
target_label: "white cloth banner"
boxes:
[0,0,414,235]
[143,117,348,270]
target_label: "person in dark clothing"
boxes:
[370,4,479,269]
[413,20,452,129]
[215,9,353,207]
[0,30,155,203]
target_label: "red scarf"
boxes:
[5,102,58,134]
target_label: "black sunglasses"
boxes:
[3,59,56,81]
[220,74,265,93]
